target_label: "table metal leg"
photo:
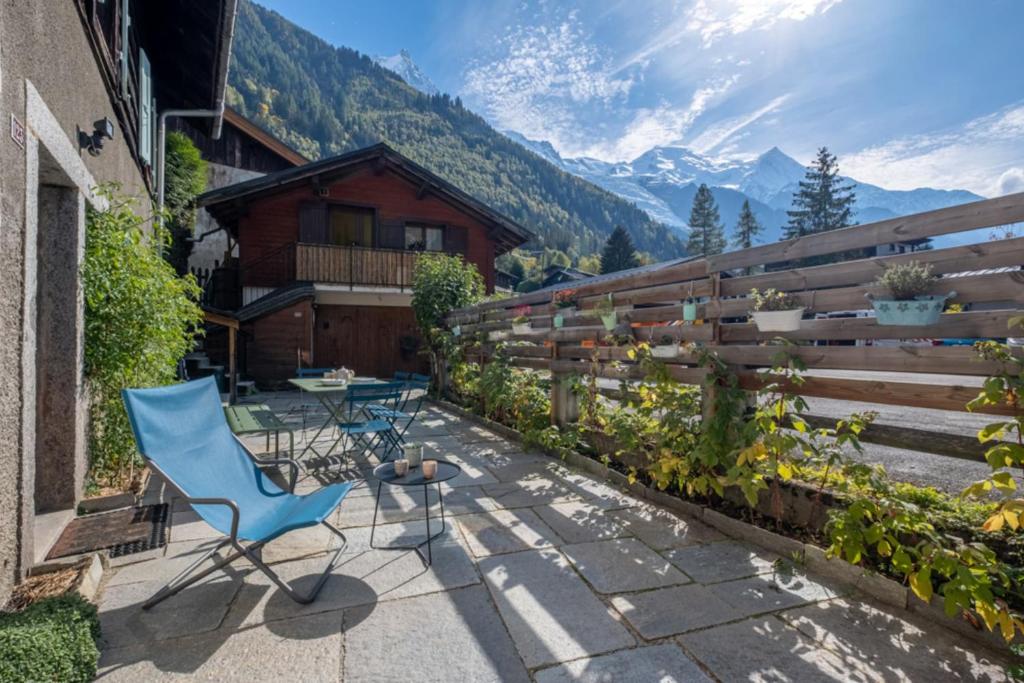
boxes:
[369,481,447,567]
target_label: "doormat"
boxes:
[46,504,169,560]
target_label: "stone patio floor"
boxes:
[94,393,1013,681]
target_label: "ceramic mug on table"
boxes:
[422,460,437,480]
[393,459,409,476]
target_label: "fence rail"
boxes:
[445,191,1024,430]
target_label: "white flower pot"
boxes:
[489,330,509,341]
[512,323,531,335]
[750,308,805,332]
[651,343,679,358]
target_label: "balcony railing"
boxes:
[240,242,423,292]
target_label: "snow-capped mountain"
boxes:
[374,50,439,95]
[505,132,984,245]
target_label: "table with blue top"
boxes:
[370,460,462,565]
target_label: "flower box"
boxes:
[751,308,805,332]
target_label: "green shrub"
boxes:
[748,287,802,312]
[84,187,204,487]
[0,594,100,683]
[162,132,208,276]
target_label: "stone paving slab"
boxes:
[562,538,691,594]
[342,586,530,683]
[779,598,1011,681]
[608,504,725,550]
[534,643,713,683]
[661,539,780,583]
[709,571,842,616]
[609,583,746,639]
[482,478,586,509]
[98,610,343,682]
[679,615,868,682]
[479,549,635,668]
[232,540,478,627]
[456,509,561,557]
[532,501,630,545]
[98,575,244,649]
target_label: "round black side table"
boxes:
[369,460,462,565]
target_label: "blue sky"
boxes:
[256,0,1024,196]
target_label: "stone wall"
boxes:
[0,0,148,603]
[188,162,263,276]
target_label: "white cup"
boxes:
[422,460,437,480]
[405,443,423,468]
[393,459,409,476]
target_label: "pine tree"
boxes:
[784,147,856,240]
[687,184,726,257]
[600,226,640,274]
[732,200,763,250]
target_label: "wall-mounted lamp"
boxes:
[78,117,115,157]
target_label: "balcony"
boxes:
[240,242,424,296]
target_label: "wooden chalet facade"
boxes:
[199,143,532,383]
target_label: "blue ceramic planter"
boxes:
[867,291,955,326]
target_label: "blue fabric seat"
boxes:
[122,377,352,608]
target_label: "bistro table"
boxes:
[369,459,462,565]
[288,376,378,460]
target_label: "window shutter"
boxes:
[120,0,131,99]
[444,225,469,255]
[137,48,152,165]
[298,202,328,243]
[378,220,405,250]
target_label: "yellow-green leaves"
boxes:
[909,568,933,602]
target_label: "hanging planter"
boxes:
[452,325,461,337]
[749,288,806,333]
[650,335,679,358]
[595,295,617,331]
[683,298,698,322]
[511,316,531,335]
[489,330,509,341]
[553,313,565,328]
[868,261,952,326]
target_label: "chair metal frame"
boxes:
[337,382,405,461]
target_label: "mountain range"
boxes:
[226,0,685,259]
[504,132,985,244]
[373,50,439,95]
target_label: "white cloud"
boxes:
[463,13,633,154]
[581,76,739,161]
[686,0,844,48]
[842,103,1024,196]
[687,94,790,154]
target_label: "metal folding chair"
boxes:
[122,377,353,609]
[337,382,405,462]
[366,374,431,451]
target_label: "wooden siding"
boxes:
[314,305,427,379]
[245,298,314,383]
[295,244,420,289]
[238,166,497,290]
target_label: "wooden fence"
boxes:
[444,192,1024,460]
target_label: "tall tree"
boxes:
[600,226,640,274]
[732,200,763,250]
[687,184,726,257]
[784,147,856,240]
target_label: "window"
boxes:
[404,223,444,252]
[328,206,375,247]
[138,48,153,166]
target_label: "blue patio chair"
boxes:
[366,375,430,448]
[122,377,352,609]
[337,382,404,461]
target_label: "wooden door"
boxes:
[314,305,425,377]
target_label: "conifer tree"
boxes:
[784,147,856,240]
[732,200,763,250]
[686,184,726,256]
[600,226,640,274]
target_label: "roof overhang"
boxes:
[198,143,533,254]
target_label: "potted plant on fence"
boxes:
[682,281,698,322]
[511,305,532,334]
[867,261,954,326]
[749,288,806,332]
[595,295,617,331]
[552,289,578,328]
[651,334,680,358]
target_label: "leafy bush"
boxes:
[411,253,484,390]
[875,261,936,300]
[84,188,203,487]
[749,288,802,312]
[163,132,207,275]
[0,593,100,683]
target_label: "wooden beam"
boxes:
[707,192,1024,272]
[204,310,239,329]
[799,414,986,462]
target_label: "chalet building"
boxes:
[0,0,236,603]
[199,143,532,382]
